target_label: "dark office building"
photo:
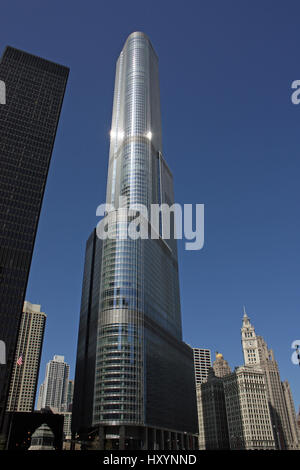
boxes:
[72,32,198,450]
[197,369,230,450]
[0,47,69,432]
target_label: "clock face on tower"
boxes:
[248,342,253,347]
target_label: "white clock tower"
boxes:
[241,307,260,366]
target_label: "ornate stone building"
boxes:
[241,311,299,449]
[213,353,231,378]
[223,366,275,449]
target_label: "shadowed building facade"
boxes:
[0,47,68,434]
[72,32,198,450]
[196,354,231,450]
[72,229,102,436]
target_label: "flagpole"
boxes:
[6,353,22,449]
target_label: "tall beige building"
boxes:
[6,302,46,412]
[241,311,299,450]
[193,348,213,449]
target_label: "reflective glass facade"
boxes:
[73,32,198,441]
[0,47,69,430]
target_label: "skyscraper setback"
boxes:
[0,47,69,429]
[72,32,198,449]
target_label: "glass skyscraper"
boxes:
[0,47,69,434]
[73,32,198,450]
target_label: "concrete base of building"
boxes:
[95,424,198,450]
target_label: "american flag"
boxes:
[16,354,23,366]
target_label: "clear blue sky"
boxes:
[1,0,299,407]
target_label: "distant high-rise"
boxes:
[60,379,74,413]
[61,412,72,440]
[66,380,74,412]
[193,348,211,384]
[213,352,231,378]
[38,355,70,413]
[36,383,45,411]
[0,47,69,427]
[6,302,46,413]
[241,311,299,449]
[72,32,198,450]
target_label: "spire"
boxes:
[242,306,250,326]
